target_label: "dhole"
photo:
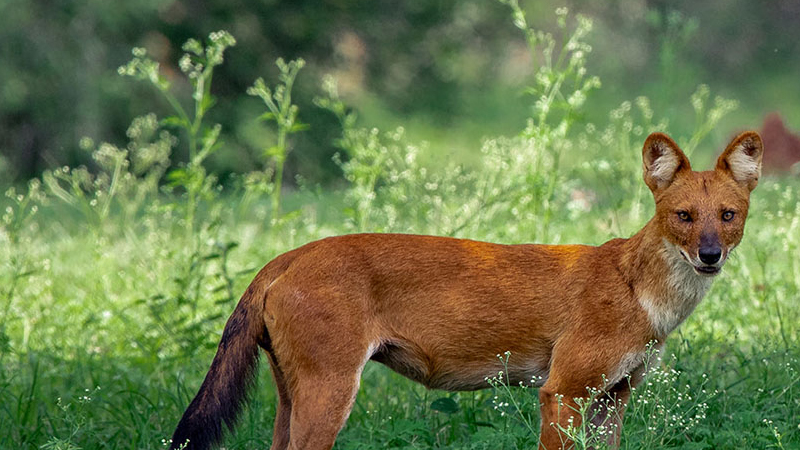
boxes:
[169,131,763,450]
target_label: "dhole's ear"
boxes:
[642,132,691,193]
[716,131,763,191]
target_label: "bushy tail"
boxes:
[170,282,268,450]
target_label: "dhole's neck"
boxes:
[619,219,713,338]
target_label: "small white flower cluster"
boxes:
[118,47,165,89]
[762,418,785,447]
[77,386,101,404]
[2,180,44,233]
[162,438,190,450]
[179,31,236,81]
[630,352,715,438]
[484,351,539,434]
[492,396,511,417]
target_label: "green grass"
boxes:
[1,4,799,449]
[2,176,798,450]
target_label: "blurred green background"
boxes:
[1,0,799,184]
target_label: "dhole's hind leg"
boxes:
[285,372,364,450]
[266,345,365,450]
[266,279,375,449]
[266,352,292,450]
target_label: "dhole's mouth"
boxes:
[678,249,722,277]
[693,265,720,276]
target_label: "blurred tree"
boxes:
[0,0,521,184]
[1,0,799,184]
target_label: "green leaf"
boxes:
[161,115,187,128]
[290,122,310,133]
[166,168,190,186]
[263,145,284,158]
[257,112,277,122]
[430,397,459,414]
[200,94,217,113]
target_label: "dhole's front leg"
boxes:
[538,337,642,450]
[539,385,584,450]
[538,383,632,450]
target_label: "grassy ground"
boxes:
[2,173,798,450]
[1,6,799,450]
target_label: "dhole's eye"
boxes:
[677,211,692,222]
[722,211,735,222]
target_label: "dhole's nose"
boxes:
[698,247,722,265]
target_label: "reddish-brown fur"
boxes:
[170,132,763,450]
[760,112,800,173]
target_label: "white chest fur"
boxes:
[638,241,713,337]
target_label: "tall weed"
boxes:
[119,30,236,236]
[247,58,308,218]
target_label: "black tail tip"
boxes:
[168,415,223,450]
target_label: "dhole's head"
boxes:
[642,131,763,277]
